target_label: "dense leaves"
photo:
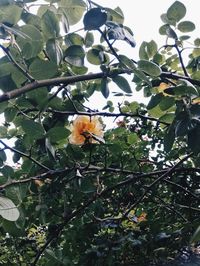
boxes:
[0,0,199,265]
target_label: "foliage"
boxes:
[0,0,199,265]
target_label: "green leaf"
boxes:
[16,24,43,59]
[0,126,7,138]
[100,78,109,98]
[127,133,139,145]
[167,1,186,23]
[147,93,163,110]
[164,124,175,152]
[112,75,132,93]
[177,21,195,32]
[29,58,58,79]
[165,25,178,39]
[21,12,41,28]
[107,24,136,47]
[27,87,48,108]
[65,33,84,47]
[105,7,124,24]
[80,178,96,193]
[160,13,176,26]
[132,68,152,86]
[188,124,200,154]
[4,107,17,122]
[0,196,20,221]
[46,127,70,143]
[175,119,189,137]
[41,10,60,39]
[138,59,162,77]
[46,39,63,65]
[83,8,107,30]
[86,48,109,65]
[139,41,149,60]
[84,32,94,48]
[118,54,136,69]
[64,45,85,67]
[21,120,45,140]
[159,113,175,124]
[59,0,86,26]
[164,85,198,97]
[194,38,200,46]
[139,40,158,60]
[45,137,56,159]
[147,40,158,58]
[159,97,175,111]
[190,226,200,243]
[0,5,22,25]
[0,0,15,6]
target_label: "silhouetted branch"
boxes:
[0,44,34,82]
[0,140,51,171]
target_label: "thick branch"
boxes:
[1,70,200,104]
[0,72,106,103]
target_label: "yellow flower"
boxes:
[69,115,104,145]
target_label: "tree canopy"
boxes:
[0,0,199,265]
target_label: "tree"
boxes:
[0,0,199,265]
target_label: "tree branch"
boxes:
[0,44,35,82]
[1,70,200,104]
[123,152,193,216]
[49,109,170,125]
[0,140,51,171]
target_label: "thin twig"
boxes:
[0,44,34,82]
[49,109,170,125]
[0,140,51,171]
[174,44,189,77]
[123,153,193,216]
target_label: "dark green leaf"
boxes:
[83,8,107,30]
[188,125,200,154]
[177,21,195,32]
[64,45,85,67]
[164,124,175,152]
[58,0,86,26]
[190,226,200,243]
[29,58,58,79]
[147,93,163,110]
[100,78,109,98]
[65,33,84,47]
[16,24,43,59]
[21,120,45,140]
[4,107,17,122]
[159,97,175,111]
[0,126,7,138]
[0,5,22,25]
[112,75,132,93]
[138,59,162,77]
[104,7,124,24]
[164,85,198,97]
[167,1,186,22]
[84,32,94,47]
[86,48,109,65]
[46,39,63,65]
[118,54,136,69]
[166,25,178,39]
[46,127,70,143]
[41,10,60,39]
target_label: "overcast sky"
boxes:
[96,0,199,59]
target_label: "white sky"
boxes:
[95,0,199,59]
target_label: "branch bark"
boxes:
[1,70,200,103]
